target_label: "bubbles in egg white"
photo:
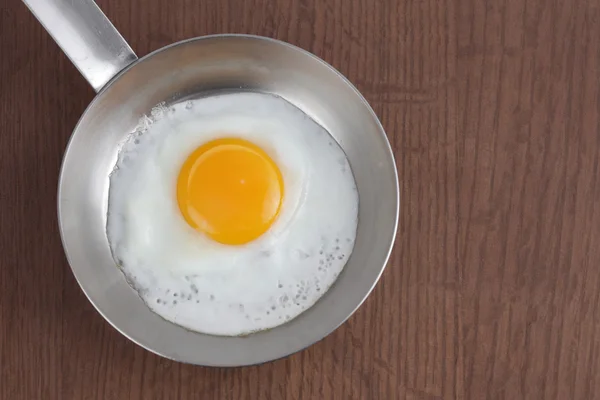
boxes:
[107,92,358,336]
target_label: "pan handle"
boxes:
[23,0,138,92]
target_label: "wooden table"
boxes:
[2,0,600,398]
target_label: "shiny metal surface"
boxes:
[23,0,137,92]
[28,0,398,366]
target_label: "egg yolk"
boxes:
[177,138,284,245]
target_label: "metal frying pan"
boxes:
[24,0,399,366]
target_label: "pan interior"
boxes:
[58,35,398,366]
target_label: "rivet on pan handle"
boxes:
[22,0,138,92]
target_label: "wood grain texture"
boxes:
[2,0,454,398]
[459,0,600,399]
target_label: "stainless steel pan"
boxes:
[24,0,399,366]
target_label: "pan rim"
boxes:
[57,34,400,366]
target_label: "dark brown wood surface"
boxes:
[459,1,600,399]
[2,0,600,398]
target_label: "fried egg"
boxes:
[106,92,358,336]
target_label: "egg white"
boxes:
[107,92,358,336]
